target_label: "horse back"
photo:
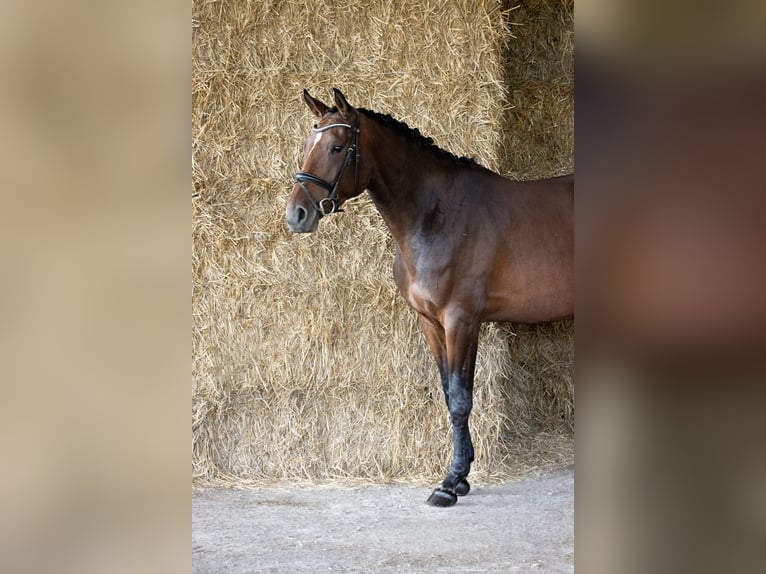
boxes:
[479,172,574,323]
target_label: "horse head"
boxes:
[286,88,363,233]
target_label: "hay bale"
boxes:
[505,0,574,84]
[499,0,574,177]
[499,82,574,178]
[192,0,574,486]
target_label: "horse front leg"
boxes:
[418,314,450,405]
[426,314,479,507]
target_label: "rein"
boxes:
[294,116,360,217]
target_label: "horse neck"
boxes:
[362,120,454,244]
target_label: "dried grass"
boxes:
[192,0,574,486]
[500,0,574,177]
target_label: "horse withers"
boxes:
[286,88,573,506]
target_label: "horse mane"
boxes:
[325,106,479,166]
[360,108,479,166]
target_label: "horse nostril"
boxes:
[296,205,307,223]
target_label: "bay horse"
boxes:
[286,88,573,506]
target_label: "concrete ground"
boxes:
[193,468,574,573]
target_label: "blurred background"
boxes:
[577,1,766,572]
[0,1,188,573]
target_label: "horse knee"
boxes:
[448,394,472,426]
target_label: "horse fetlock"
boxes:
[448,462,471,481]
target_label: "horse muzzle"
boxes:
[286,187,320,233]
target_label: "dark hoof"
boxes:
[426,488,458,507]
[455,478,471,497]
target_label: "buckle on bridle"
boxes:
[318,197,341,216]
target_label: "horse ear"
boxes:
[333,88,354,118]
[303,89,328,118]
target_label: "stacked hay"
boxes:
[501,0,574,178]
[193,0,573,486]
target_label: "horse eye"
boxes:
[330,145,343,154]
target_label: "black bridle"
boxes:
[294,115,360,217]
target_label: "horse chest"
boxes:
[406,280,440,316]
[393,253,446,318]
